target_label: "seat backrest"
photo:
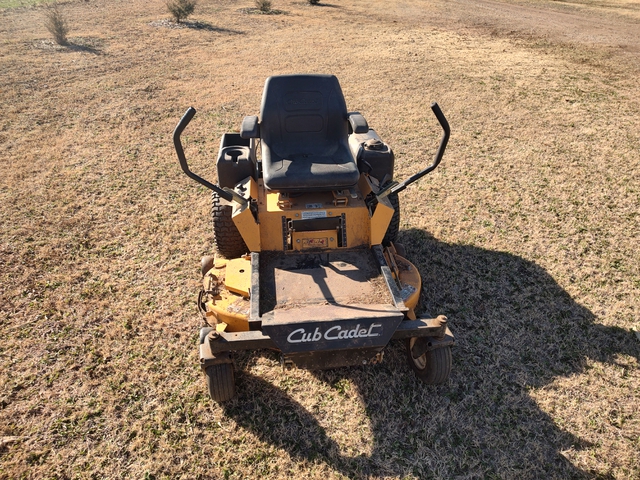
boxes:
[259,74,349,159]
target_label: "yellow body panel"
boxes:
[203,262,250,332]
[370,195,394,246]
[233,205,260,251]
[230,176,394,252]
[205,296,250,332]
[232,178,261,252]
[224,257,252,297]
[395,254,421,320]
[383,245,421,320]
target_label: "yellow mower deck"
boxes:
[198,246,453,372]
[202,245,421,334]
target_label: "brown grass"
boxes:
[1,0,639,478]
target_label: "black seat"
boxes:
[256,74,361,192]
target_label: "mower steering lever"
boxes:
[173,107,236,204]
[381,102,450,197]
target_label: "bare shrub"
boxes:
[166,0,197,23]
[255,0,272,13]
[44,2,69,46]
[308,0,320,4]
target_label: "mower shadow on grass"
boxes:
[221,229,638,478]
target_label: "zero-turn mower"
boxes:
[173,74,454,402]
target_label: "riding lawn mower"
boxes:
[173,74,453,402]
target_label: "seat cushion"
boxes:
[262,146,360,191]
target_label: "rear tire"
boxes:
[406,338,452,384]
[211,191,248,258]
[205,363,236,402]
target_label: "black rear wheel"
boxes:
[211,191,248,258]
[406,338,452,384]
[205,363,236,402]
[382,190,400,245]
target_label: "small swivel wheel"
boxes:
[406,337,452,384]
[205,363,236,402]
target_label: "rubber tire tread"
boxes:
[211,192,248,258]
[382,190,400,246]
[406,342,452,385]
[205,363,236,402]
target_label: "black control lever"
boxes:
[173,107,238,204]
[378,102,450,197]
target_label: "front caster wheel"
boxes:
[406,338,452,384]
[205,363,236,402]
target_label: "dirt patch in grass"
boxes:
[1,0,639,478]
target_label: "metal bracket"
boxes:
[282,215,289,251]
[199,344,233,369]
[340,213,347,247]
[410,327,455,359]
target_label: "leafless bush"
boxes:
[308,0,320,4]
[255,0,272,13]
[44,2,69,46]
[166,0,197,23]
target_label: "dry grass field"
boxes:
[1,0,639,478]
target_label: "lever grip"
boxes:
[173,107,235,203]
[431,103,450,137]
[175,106,197,139]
